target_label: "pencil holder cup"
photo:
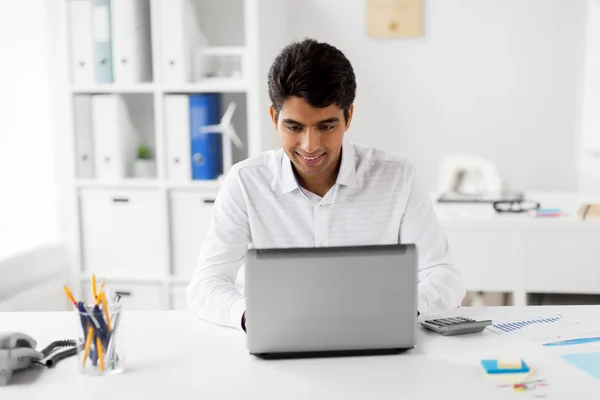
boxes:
[74,304,125,375]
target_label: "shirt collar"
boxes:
[279,141,357,194]
[280,152,299,194]
[336,141,357,187]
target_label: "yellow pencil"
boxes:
[82,326,94,368]
[91,275,97,302]
[63,286,77,307]
[100,292,112,332]
[96,337,104,371]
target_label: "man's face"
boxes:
[270,97,353,179]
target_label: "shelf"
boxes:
[166,181,222,191]
[198,46,246,56]
[76,179,160,189]
[162,78,248,93]
[72,84,155,94]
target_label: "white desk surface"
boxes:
[2,306,600,399]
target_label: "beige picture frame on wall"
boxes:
[367,0,423,38]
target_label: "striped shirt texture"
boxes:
[187,141,466,330]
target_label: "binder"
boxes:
[159,0,200,83]
[68,0,94,85]
[73,95,95,178]
[92,0,114,83]
[111,0,152,83]
[164,95,191,181]
[91,95,136,179]
[189,94,222,180]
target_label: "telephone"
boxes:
[0,332,76,385]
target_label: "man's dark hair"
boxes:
[268,38,356,122]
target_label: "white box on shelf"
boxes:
[158,0,201,83]
[111,0,152,83]
[79,189,167,278]
[169,191,215,279]
[91,95,136,180]
[73,95,95,178]
[82,281,163,310]
[164,95,191,181]
[68,0,94,85]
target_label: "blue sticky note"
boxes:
[562,352,600,380]
[480,359,530,374]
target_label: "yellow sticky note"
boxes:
[498,358,523,369]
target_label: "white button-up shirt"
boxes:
[187,142,465,330]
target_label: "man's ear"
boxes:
[269,105,278,130]
[345,104,354,131]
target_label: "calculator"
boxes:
[420,317,492,336]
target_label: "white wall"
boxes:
[0,1,59,239]
[579,0,600,192]
[272,0,586,192]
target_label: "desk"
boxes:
[2,306,600,399]
[434,192,600,305]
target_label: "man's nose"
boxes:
[300,129,321,154]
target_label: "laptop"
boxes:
[244,244,418,358]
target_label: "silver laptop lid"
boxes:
[245,244,417,355]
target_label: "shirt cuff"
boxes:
[229,298,247,331]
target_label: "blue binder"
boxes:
[92,0,114,83]
[189,94,222,180]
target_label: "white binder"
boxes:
[164,95,191,181]
[73,95,95,178]
[91,95,136,180]
[159,0,200,83]
[111,0,152,83]
[68,0,94,85]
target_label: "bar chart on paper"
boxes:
[489,314,563,333]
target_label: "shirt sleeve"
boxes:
[399,164,466,317]
[186,167,250,330]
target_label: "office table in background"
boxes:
[2,306,600,399]
[434,192,600,306]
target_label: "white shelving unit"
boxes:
[55,0,272,310]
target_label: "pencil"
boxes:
[82,325,94,367]
[91,275,97,302]
[100,292,112,331]
[63,286,77,307]
[96,336,104,371]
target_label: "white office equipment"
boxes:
[111,0,152,83]
[73,95,95,178]
[67,0,94,85]
[164,95,191,181]
[158,0,202,83]
[91,95,135,180]
[437,154,509,201]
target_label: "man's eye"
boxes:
[287,125,302,132]
[319,125,335,131]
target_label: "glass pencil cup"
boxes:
[74,303,125,375]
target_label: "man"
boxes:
[187,38,465,331]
